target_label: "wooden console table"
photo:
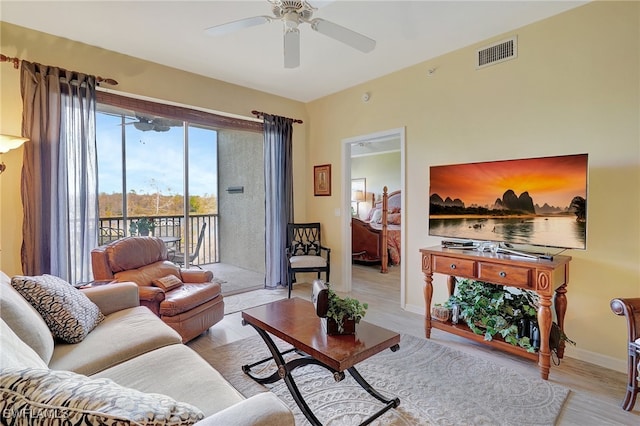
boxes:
[420,246,571,380]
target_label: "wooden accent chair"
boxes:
[610,297,640,411]
[286,223,330,298]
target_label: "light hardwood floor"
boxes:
[188,264,638,425]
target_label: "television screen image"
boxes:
[429,154,588,250]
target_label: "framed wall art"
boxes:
[314,164,331,196]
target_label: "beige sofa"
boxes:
[0,271,294,425]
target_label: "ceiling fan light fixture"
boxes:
[283,11,299,30]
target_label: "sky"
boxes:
[96,112,218,197]
[429,154,588,208]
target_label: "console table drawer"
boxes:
[477,262,532,287]
[433,256,475,276]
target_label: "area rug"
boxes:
[223,288,288,315]
[200,333,570,425]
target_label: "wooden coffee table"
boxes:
[241,297,401,426]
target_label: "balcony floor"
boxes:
[199,263,265,296]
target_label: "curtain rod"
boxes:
[0,53,118,86]
[252,110,303,124]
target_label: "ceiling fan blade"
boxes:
[283,28,300,69]
[205,16,272,37]
[306,0,335,9]
[310,18,375,53]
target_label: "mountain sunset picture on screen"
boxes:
[428,154,588,250]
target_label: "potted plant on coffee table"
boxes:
[325,287,368,335]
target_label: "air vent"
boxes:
[476,36,517,69]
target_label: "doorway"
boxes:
[341,128,406,308]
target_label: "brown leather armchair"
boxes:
[610,297,640,411]
[91,236,224,343]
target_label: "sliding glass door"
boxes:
[96,106,218,266]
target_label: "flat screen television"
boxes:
[428,153,588,251]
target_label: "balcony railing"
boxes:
[99,214,219,266]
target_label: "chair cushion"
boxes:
[0,367,204,425]
[11,275,104,344]
[153,275,184,292]
[290,255,327,269]
[48,306,182,376]
[115,261,182,287]
[0,272,54,364]
[160,283,221,317]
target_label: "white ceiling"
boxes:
[1,1,587,102]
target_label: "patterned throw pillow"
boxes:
[152,275,183,292]
[11,275,104,344]
[0,368,205,425]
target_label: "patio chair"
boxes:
[173,222,206,268]
[286,222,331,298]
[98,227,124,245]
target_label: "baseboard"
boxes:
[402,303,627,373]
[564,346,627,373]
[404,303,423,316]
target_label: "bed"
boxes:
[351,187,401,273]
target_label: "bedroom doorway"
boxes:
[341,128,406,308]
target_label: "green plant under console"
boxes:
[442,279,574,354]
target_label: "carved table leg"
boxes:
[554,283,568,359]
[537,294,553,380]
[424,272,433,338]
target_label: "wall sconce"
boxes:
[0,134,29,174]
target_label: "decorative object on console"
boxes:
[431,305,451,322]
[313,164,331,196]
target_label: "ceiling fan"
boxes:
[124,115,183,132]
[205,0,376,68]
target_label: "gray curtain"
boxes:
[20,61,98,284]
[263,114,294,288]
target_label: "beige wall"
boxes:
[0,22,308,276]
[352,151,401,195]
[1,1,638,371]
[305,1,639,371]
[218,130,265,273]
[351,151,401,218]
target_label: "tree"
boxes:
[569,196,586,222]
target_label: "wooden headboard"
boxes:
[373,190,401,211]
